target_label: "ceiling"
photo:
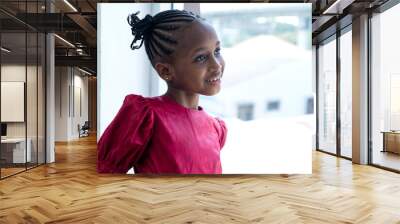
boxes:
[0,0,393,75]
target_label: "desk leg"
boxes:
[382,133,386,152]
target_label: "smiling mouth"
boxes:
[206,75,222,83]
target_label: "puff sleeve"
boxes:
[214,118,227,149]
[97,95,154,173]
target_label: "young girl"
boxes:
[97,9,227,174]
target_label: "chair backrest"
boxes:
[82,121,90,129]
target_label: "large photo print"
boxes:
[97,3,312,174]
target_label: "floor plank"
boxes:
[1,134,400,223]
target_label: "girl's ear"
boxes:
[155,62,174,82]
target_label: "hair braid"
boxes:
[127,9,203,65]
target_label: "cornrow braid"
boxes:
[127,9,203,65]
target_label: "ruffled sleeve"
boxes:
[214,118,227,149]
[97,94,154,173]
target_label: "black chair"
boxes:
[79,121,90,138]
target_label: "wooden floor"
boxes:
[1,135,400,223]
[0,167,26,178]
[1,163,45,178]
[373,150,400,171]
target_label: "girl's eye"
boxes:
[195,55,207,62]
[194,48,221,63]
[214,48,221,56]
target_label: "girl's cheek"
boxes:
[195,62,207,69]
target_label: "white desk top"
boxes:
[1,138,26,143]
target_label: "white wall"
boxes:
[98,3,155,139]
[55,67,89,141]
[1,65,40,137]
[55,67,68,141]
[79,73,89,134]
[72,72,89,138]
[1,67,25,123]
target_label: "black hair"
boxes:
[127,9,203,65]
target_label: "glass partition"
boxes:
[1,30,28,177]
[0,1,46,179]
[371,4,400,171]
[38,31,45,165]
[317,36,337,155]
[339,28,352,158]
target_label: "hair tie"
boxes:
[143,15,153,26]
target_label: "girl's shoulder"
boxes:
[123,94,165,111]
[124,94,149,104]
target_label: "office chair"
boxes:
[79,121,90,138]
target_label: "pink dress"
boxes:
[97,94,227,174]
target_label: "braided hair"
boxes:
[127,10,203,65]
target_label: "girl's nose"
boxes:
[209,55,223,72]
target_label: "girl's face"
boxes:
[168,20,225,96]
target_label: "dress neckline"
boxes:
[160,94,204,112]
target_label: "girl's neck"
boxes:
[164,88,199,110]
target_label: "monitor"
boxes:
[1,123,7,137]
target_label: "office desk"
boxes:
[1,138,31,163]
[381,131,400,154]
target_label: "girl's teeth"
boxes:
[207,77,220,82]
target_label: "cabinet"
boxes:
[382,131,400,154]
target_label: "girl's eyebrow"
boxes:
[191,41,220,55]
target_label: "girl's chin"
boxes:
[201,88,221,96]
